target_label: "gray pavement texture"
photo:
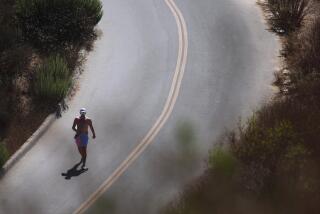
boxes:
[0,0,278,214]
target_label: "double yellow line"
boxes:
[74,0,188,213]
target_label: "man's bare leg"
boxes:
[81,147,87,169]
[77,146,83,164]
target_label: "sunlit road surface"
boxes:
[0,0,278,213]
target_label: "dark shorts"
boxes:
[75,133,89,147]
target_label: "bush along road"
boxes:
[165,1,320,213]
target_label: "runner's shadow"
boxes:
[61,162,88,180]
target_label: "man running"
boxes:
[72,108,96,169]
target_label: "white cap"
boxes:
[80,108,86,115]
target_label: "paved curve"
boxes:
[0,0,278,213]
[87,0,278,213]
[75,0,188,213]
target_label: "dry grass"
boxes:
[5,108,49,155]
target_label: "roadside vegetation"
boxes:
[34,55,72,103]
[0,142,9,168]
[0,0,103,167]
[259,0,309,35]
[16,0,103,52]
[164,0,320,213]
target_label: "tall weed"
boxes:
[34,55,71,102]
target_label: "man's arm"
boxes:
[88,119,96,139]
[72,118,78,132]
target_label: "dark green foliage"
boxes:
[16,0,103,52]
[234,119,299,169]
[260,0,309,35]
[34,55,72,102]
[0,0,26,87]
[0,142,9,168]
[209,147,236,178]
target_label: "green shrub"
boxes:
[209,147,236,177]
[16,0,103,51]
[34,55,72,102]
[260,0,309,35]
[234,118,301,170]
[0,142,9,168]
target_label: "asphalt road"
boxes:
[0,0,278,213]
